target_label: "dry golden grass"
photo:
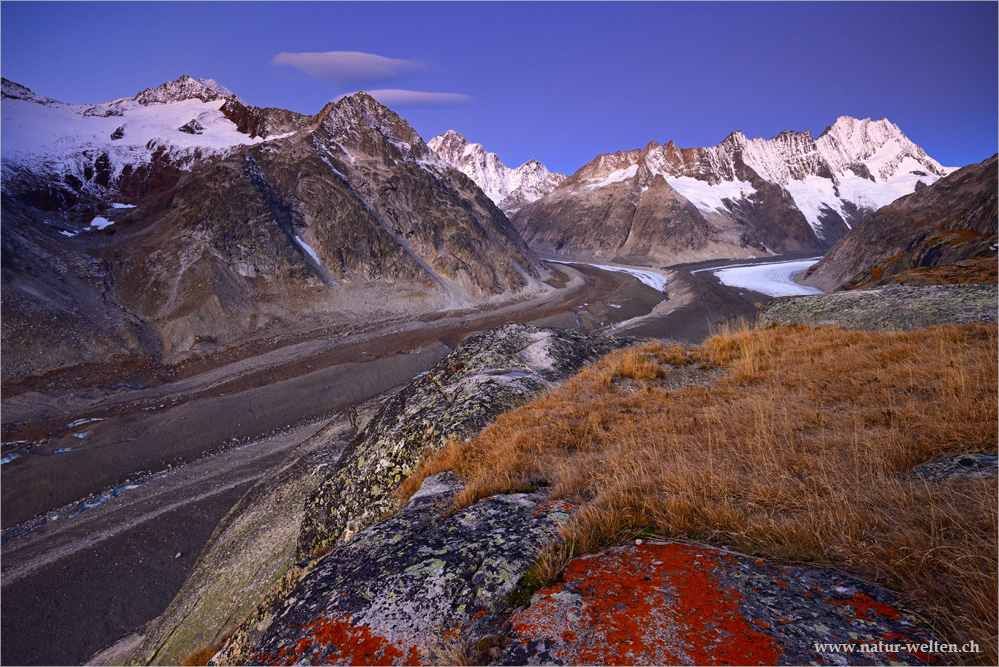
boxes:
[180,646,219,667]
[398,322,999,664]
[885,257,998,286]
[181,630,233,666]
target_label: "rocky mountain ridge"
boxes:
[428,130,566,214]
[801,154,998,291]
[1,78,548,376]
[511,116,951,264]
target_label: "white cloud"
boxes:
[272,51,422,84]
[335,89,472,107]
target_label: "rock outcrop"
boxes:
[801,154,998,292]
[126,418,353,666]
[501,542,938,666]
[296,324,631,560]
[215,474,575,666]
[211,484,943,666]
[754,284,998,331]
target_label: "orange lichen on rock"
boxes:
[507,543,782,665]
[503,542,942,666]
[252,613,422,666]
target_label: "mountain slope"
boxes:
[512,117,951,264]
[800,154,998,291]
[1,79,547,376]
[428,130,566,214]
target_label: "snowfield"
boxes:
[703,258,823,297]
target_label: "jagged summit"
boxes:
[1,78,58,105]
[320,92,437,164]
[133,74,237,106]
[512,115,955,264]
[428,130,566,214]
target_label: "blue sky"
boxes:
[2,2,996,173]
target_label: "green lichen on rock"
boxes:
[216,473,576,665]
[127,420,351,666]
[910,452,998,483]
[296,324,629,560]
[755,284,997,332]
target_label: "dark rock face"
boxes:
[220,97,309,139]
[754,284,998,332]
[217,473,575,666]
[0,197,162,376]
[296,324,631,560]
[802,155,998,292]
[501,542,939,666]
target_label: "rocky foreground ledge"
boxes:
[157,322,958,667]
[756,283,997,331]
[212,474,939,666]
[128,325,630,665]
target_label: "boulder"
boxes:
[214,473,575,665]
[501,542,939,665]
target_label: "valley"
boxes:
[1,66,994,667]
[0,251,818,666]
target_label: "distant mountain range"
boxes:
[1,76,545,376]
[801,153,997,291]
[2,74,990,379]
[427,130,566,214]
[431,117,952,264]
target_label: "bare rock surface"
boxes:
[500,542,939,666]
[755,284,997,331]
[296,324,630,560]
[214,473,575,665]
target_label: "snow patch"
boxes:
[294,235,323,266]
[666,177,756,214]
[89,216,113,229]
[587,164,639,189]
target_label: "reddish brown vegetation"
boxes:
[401,322,998,664]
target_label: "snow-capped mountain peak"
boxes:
[1,78,59,105]
[196,78,235,99]
[133,75,235,106]
[514,115,956,263]
[1,77,275,207]
[428,130,566,213]
[814,115,946,183]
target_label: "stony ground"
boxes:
[755,284,997,331]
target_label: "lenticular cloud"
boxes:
[272,51,423,84]
[334,89,472,107]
